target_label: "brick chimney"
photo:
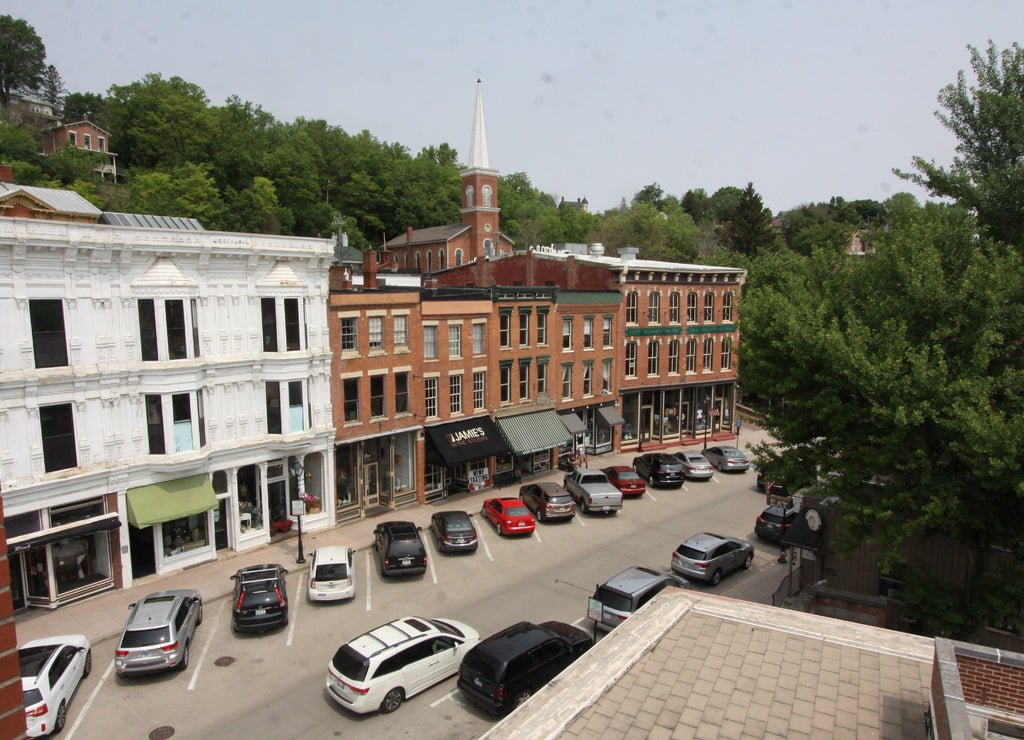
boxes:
[0,164,13,183]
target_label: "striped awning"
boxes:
[495,410,572,455]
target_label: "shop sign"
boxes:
[447,426,489,447]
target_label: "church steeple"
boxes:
[468,77,489,170]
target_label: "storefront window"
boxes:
[336,446,359,507]
[622,394,639,441]
[161,513,209,557]
[237,465,264,531]
[394,436,413,491]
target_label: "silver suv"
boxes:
[671,533,754,586]
[115,588,203,675]
[591,566,689,630]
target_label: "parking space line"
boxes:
[365,553,372,610]
[188,599,226,689]
[646,490,658,502]
[574,514,587,527]
[286,572,304,647]
[430,688,459,708]
[428,548,439,584]
[533,529,543,543]
[65,656,115,739]
[478,526,494,561]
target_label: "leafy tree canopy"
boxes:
[0,15,45,110]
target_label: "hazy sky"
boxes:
[10,0,1024,214]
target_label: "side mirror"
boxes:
[128,602,136,609]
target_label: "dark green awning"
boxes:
[496,410,572,455]
[126,474,217,528]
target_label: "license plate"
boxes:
[400,557,412,565]
[255,608,266,615]
[474,677,483,687]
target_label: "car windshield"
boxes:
[504,505,530,517]
[121,627,171,648]
[314,563,348,580]
[596,586,633,612]
[331,645,369,681]
[19,645,56,677]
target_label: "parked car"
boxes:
[670,532,754,586]
[602,466,646,497]
[429,510,479,553]
[115,589,203,675]
[701,446,750,472]
[563,469,624,514]
[590,567,690,631]
[482,497,536,536]
[632,453,686,487]
[374,521,428,576]
[519,482,576,522]
[326,616,480,714]
[231,563,289,632]
[307,546,355,602]
[754,506,799,542]
[458,621,593,714]
[20,634,91,737]
[756,470,790,496]
[675,451,715,480]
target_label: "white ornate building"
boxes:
[0,171,335,607]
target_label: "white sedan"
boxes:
[20,634,92,737]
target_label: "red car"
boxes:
[602,466,646,497]
[482,498,536,536]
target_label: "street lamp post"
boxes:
[291,458,307,564]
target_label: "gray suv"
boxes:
[670,532,754,586]
[115,588,203,675]
[591,566,689,630]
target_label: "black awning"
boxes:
[424,417,510,467]
[597,405,625,426]
[8,514,121,555]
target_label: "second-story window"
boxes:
[500,366,511,403]
[395,373,409,413]
[424,326,438,359]
[500,313,512,348]
[536,310,548,345]
[425,378,438,417]
[721,337,733,370]
[537,362,548,395]
[368,317,384,351]
[519,363,530,400]
[473,371,486,409]
[147,392,206,453]
[450,374,463,414]
[702,337,714,370]
[582,362,593,396]
[602,316,613,347]
[602,359,612,393]
[686,338,697,372]
[583,317,594,349]
[40,403,77,472]
[370,376,385,418]
[625,342,637,377]
[561,364,573,399]
[562,317,573,350]
[648,293,660,323]
[648,340,660,375]
[393,315,409,348]
[343,378,359,422]
[30,299,68,368]
[448,324,462,358]
[670,292,681,323]
[668,339,680,374]
[722,292,734,322]
[704,293,715,322]
[626,292,638,323]
[139,298,199,361]
[340,318,358,352]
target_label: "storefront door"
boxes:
[364,463,379,507]
[9,553,25,611]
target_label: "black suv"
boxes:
[374,521,427,576]
[230,564,289,632]
[754,505,798,541]
[458,621,593,714]
[632,453,685,488]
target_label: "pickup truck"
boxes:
[563,469,624,514]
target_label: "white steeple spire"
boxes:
[468,77,489,170]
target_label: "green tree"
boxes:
[497,171,557,246]
[896,41,1024,246]
[681,188,712,222]
[130,163,226,227]
[0,118,38,160]
[594,200,698,261]
[708,186,743,223]
[62,91,106,124]
[0,15,45,110]
[726,182,777,255]
[740,204,1024,637]
[36,64,65,114]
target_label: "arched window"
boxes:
[483,239,493,257]
[439,249,446,270]
[465,186,474,207]
[426,251,433,273]
[455,248,464,266]
[415,253,421,271]
[482,185,493,207]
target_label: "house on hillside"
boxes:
[41,120,119,180]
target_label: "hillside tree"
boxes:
[0,15,45,110]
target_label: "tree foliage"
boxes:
[740,202,1024,636]
[897,41,1024,246]
[0,15,45,110]
[727,182,778,255]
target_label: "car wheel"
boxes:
[83,648,93,678]
[178,641,190,671]
[54,700,66,733]
[379,687,405,714]
[718,461,725,472]
[514,689,532,707]
[710,569,723,586]
[742,553,753,570]
[197,602,204,625]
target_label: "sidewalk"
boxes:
[13,422,777,647]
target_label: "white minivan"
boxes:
[307,546,356,601]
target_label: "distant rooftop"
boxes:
[100,212,205,231]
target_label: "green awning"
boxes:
[126,474,217,528]
[495,410,572,456]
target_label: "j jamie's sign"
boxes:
[446,426,490,448]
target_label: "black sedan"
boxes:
[429,510,479,553]
[231,563,289,632]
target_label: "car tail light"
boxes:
[116,649,129,657]
[756,516,764,524]
[26,703,47,717]
[161,641,180,653]
[309,578,317,589]
[697,561,709,569]
[497,687,505,702]
[236,593,245,610]
[275,587,285,606]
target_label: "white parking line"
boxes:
[646,490,658,502]
[428,547,439,584]
[365,553,372,610]
[286,572,304,647]
[477,522,494,561]
[65,657,115,739]
[188,599,226,689]
[574,514,587,527]
[430,688,460,708]
[533,528,543,543]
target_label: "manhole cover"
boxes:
[214,656,236,667]
[149,727,175,740]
